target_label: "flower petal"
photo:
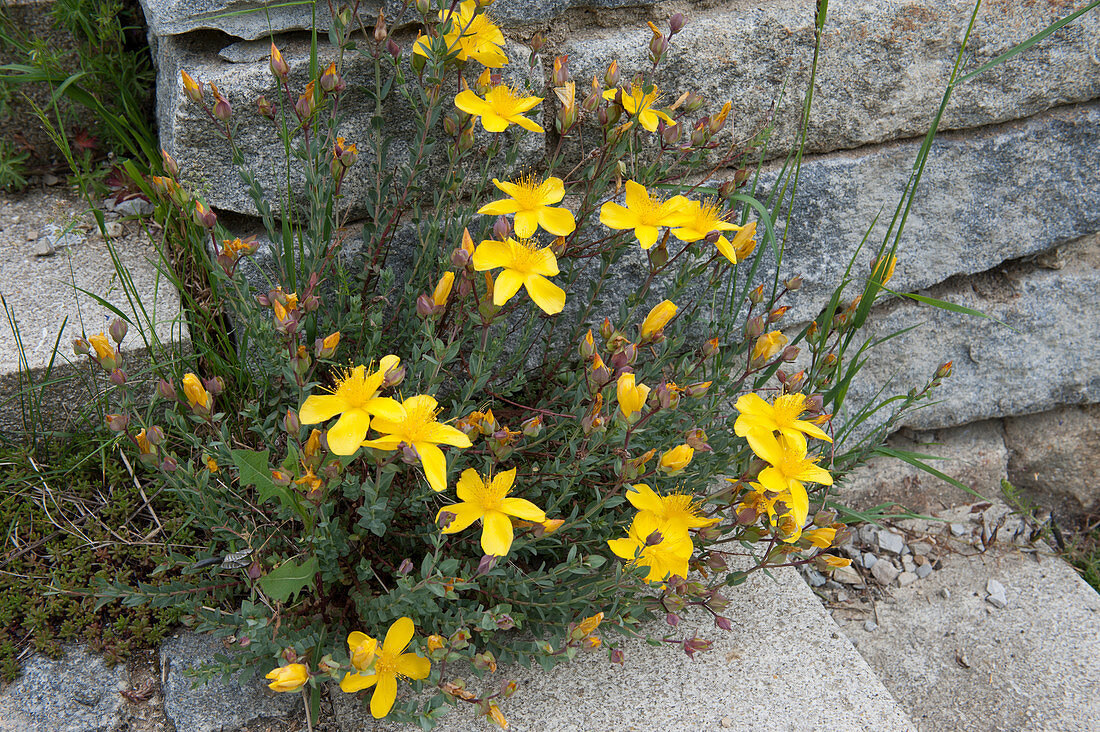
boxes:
[635,224,660,250]
[364,397,406,421]
[599,202,636,231]
[370,674,398,719]
[299,394,348,424]
[456,468,484,502]
[493,269,525,306]
[493,178,522,198]
[511,114,544,133]
[383,616,415,655]
[472,240,515,271]
[501,497,546,522]
[746,431,783,466]
[538,206,576,236]
[798,462,834,486]
[481,112,512,132]
[540,177,565,203]
[363,435,404,450]
[524,275,566,315]
[327,408,370,455]
[481,510,514,556]
[491,468,516,495]
[340,671,378,693]
[792,419,834,443]
[424,422,474,448]
[715,236,737,264]
[757,466,790,495]
[514,209,539,239]
[438,501,483,533]
[454,89,488,116]
[415,442,449,492]
[477,199,520,216]
[626,483,664,514]
[608,537,639,560]
[396,652,431,680]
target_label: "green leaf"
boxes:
[259,556,319,604]
[232,449,282,504]
[875,446,995,503]
[881,286,1018,332]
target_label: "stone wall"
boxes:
[138,0,1100,511]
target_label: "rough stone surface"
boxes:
[754,102,1100,324]
[333,566,913,731]
[1004,404,1100,520]
[561,0,1100,158]
[159,632,300,732]
[835,549,1100,731]
[871,560,900,586]
[839,419,1009,514]
[138,0,653,39]
[877,530,906,555]
[0,190,186,433]
[156,32,543,217]
[0,646,128,732]
[839,232,1100,438]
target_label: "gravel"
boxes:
[871,561,900,585]
[878,531,906,554]
[986,579,1008,609]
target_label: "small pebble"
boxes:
[871,561,900,585]
[721,717,732,728]
[25,229,39,241]
[950,523,968,536]
[836,590,849,603]
[833,565,864,585]
[33,239,54,257]
[43,173,59,186]
[910,541,933,555]
[916,563,933,579]
[804,569,827,587]
[105,221,123,238]
[11,215,20,224]
[940,588,951,600]
[824,580,843,591]
[897,571,918,587]
[986,579,1008,609]
[860,525,879,545]
[902,556,916,573]
[878,531,905,554]
[863,620,878,632]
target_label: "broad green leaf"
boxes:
[232,448,283,504]
[259,556,319,603]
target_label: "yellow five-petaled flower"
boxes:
[598,180,690,249]
[607,512,693,583]
[339,617,430,719]
[472,237,566,315]
[602,84,675,132]
[414,0,508,68]
[364,394,472,492]
[455,85,543,133]
[734,392,833,453]
[298,356,406,456]
[477,174,575,239]
[437,468,546,556]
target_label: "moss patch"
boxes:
[0,437,191,681]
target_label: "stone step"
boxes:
[824,507,1100,731]
[0,189,186,432]
[0,564,916,731]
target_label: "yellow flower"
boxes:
[658,444,694,475]
[471,237,565,315]
[640,299,677,340]
[730,221,758,261]
[364,394,472,492]
[455,85,543,133]
[602,84,674,132]
[433,272,455,307]
[734,392,833,454]
[671,198,741,247]
[733,480,808,544]
[626,483,718,536]
[748,431,832,512]
[803,526,836,549]
[414,1,508,67]
[598,180,691,249]
[489,703,509,730]
[321,331,341,352]
[298,357,406,456]
[339,617,430,719]
[477,175,575,238]
[134,429,154,455]
[88,332,116,363]
[820,554,851,568]
[342,631,379,679]
[205,455,219,473]
[180,70,202,102]
[265,663,309,693]
[750,331,787,363]
[182,373,211,410]
[437,468,546,556]
[607,512,692,583]
[871,254,897,285]
[615,372,650,420]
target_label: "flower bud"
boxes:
[520,415,542,437]
[256,95,275,119]
[212,90,232,122]
[703,337,720,358]
[397,557,414,575]
[476,554,499,575]
[320,62,341,93]
[382,363,405,388]
[108,318,128,344]
[105,413,129,431]
[659,444,693,475]
[109,368,126,386]
[433,271,455,308]
[685,381,711,398]
[386,38,401,60]
[373,10,387,43]
[684,91,706,113]
[316,331,340,358]
[161,456,178,472]
[181,70,203,103]
[781,345,799,362]
[492,215,512,241]
[72,337,90,356]
[744,314,764,339]
[709,101,731,134]
[156,378,176,400]
[415,0,431,14]
[666,613,680,627]
[690,119,709,147]
[271,470,292,486]
[669,12,686,33]
[714,616,733,632]
[935,361,954,380]
[785,275,803,291]
[193,200,217,229]
[768,306,789,323]
[269,43,289,80]
[283,408,300,434]
[416,293,435,318]
[660,120,681,146]
[640,299,677,341]
[161,148,179,177]
[751,331,788,363]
